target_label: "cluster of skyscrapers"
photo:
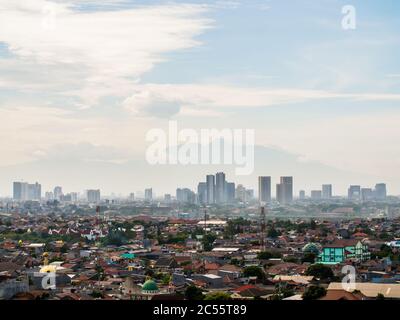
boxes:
[11,178,388,205]
[12,182,101,203]
[195,172,236,205]
[300,184,333,200]
[258,176,294,205]
[348,183,387,201]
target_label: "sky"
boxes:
[0,0,400,197]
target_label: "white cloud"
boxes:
[0,105,157,167]
[0,0,211,105]
[122,83,400,117]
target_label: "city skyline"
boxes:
[0,1,399,196]
[8,175,388,203]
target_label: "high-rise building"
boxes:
[54,186,63,201]
[145,188,153,201]
[246,189,254,201]
[45,191,54,201]
[348,185,361,200]
[361,188,373,201]
[299,190,306,200]
[258,176,271,204]
[215,172,226,204]
[70,192,78,202]
[176,188,183,203]
[311,190,322,200]
[206,175,215,204]
[164,194,171,203]
[226,182,236,203]
[87,189,101,203]
[13,182,28,201]
[322,184,332,199]
[13,181,41,201]
[197,182,207,205]
[374,183,387,200]
[28,182,41,201]
[236,184,246,202]
[176,188,195,204]
[129,193,135,201]
[276,177,293,205]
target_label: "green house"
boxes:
[120,253,135,260]
[318,240,370,265]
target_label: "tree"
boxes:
[376,293,385,300]
[243,266,264,280]
[202,234,217,251]
[302,286,327,300]
[305,264,334,280]
[257,251,282,260]
[302,253,316,263]
[271,284,295,300]
[91,290,104,299]
[204,292,231,300]
[267,227,281,239]
[101,230,127,246]
[162,274,171,285]
[185,285,204,300]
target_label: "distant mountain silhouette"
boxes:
[0,142,381,197]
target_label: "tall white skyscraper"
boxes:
[54,186,63,201]
[197,182,207,205]
[215,172,226,204]
[374,183,387,200]
[145,188,153,201]
[276,176,293,205]
[258,176,271,203]
[206,175,215,204]
[87,189,101,203]
[322,184,332,199]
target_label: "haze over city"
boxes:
[0,0,400,195]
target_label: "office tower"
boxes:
[322,184,332,199]
[129,193,135,201]
[226,182,236,203]
[215,172,226,204]
[236,184,246,202]
[13,182,28,201]
[176,188,184,202]
[70,192,78,202]
[164,194,171,203]
[176,188,195,204]
[206,175,215,204]
[197,182,207,205]
[54,186,63,201]
[361,188,373,201]
[28,182,41,201]
[374,183,387,200]
[45,192,54,201]
[13,181,41,201]
[87,189,101,203]
[348,185,361,200]
[276,176,293,205]
[299,190,306,200]
[145,188,153,201]
[246,189,254,201]
[258,176,271,203]
[311,190,322,200]
[61,193,72,202]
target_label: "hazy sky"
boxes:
[0,0,400,196]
